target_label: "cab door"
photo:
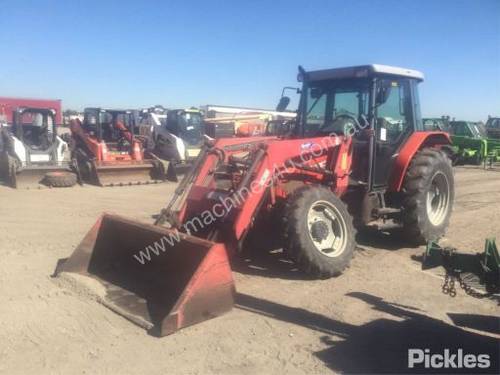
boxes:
[373,78,414,188]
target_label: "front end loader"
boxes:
[56,65,455,336]
[71,108,172,186]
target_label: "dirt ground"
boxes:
[0,167,499,374]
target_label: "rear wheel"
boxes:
[283,186,355,278]
[402,148,454,243]
[43,171,77,188]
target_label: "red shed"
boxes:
[0,97,62,125]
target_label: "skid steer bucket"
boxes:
[55,214,235,336]
[91,161,164,187]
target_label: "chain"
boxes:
[442,273,457,297]
[456,274,491,299]
[442,271,492,299]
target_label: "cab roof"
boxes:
[305,64,424,82]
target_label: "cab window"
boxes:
[376,79,413,143]
[304,81,369,136]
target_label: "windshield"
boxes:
[179,112,203,145]
[486,118,500,129]
[303,80,370,136]
[451,121,485,138]
[423,119,445,131]
[471,123,487,138]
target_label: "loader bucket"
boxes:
[91,161,164,187]
[55,214,235,336]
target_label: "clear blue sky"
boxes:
[1,0,498,120]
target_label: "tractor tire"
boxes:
[283,185,355,278]
[43,171,77,188]
[4,154,18,188]
[402,148,454,244]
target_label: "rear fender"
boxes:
[388,131,451,192]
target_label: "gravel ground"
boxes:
[0,166,499,374]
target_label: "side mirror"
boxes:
[276,96,290,112]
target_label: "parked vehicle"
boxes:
[70,108,170,186]
[449,120,500,165]
[57,64,454,336]
[0,97,62,125]
[0,107,77,188]
[138,107,205,165]
[202,104,296,138]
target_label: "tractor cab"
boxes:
[83,108,137,145]
[12,108,57,151]
[279,65,431,190]
[165,108,204,146]
[150,108,205,162]
[423,118,451,133]
[485,116,500,139]
[450,121,487,139]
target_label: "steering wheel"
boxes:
[319,114,362,135]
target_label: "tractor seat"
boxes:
[28,141,58,156]
[23,125,53,151]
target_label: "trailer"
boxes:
[0,97,62,125]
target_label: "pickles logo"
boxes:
[408,349,490,369]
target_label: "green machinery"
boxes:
[423,117,451,133]
[485,116,500,139]
[424,118,500,166]
[423,239,499,300]
[448,121,500,166]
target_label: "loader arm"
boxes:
[114,120,134,144]
[70,118,102,160]
[167,135,351,246]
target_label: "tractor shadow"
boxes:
[355,226,421,251]
[231,229,312,280]
[236,291,500,374]
[233,226,419,279]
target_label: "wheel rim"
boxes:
[307,200,347,257]
[426,171,450,226]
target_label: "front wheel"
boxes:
[283,186,356,278]
[402,148,454,243]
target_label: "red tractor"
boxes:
[57,65,454,336]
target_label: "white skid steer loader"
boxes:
[0,107,78,189]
